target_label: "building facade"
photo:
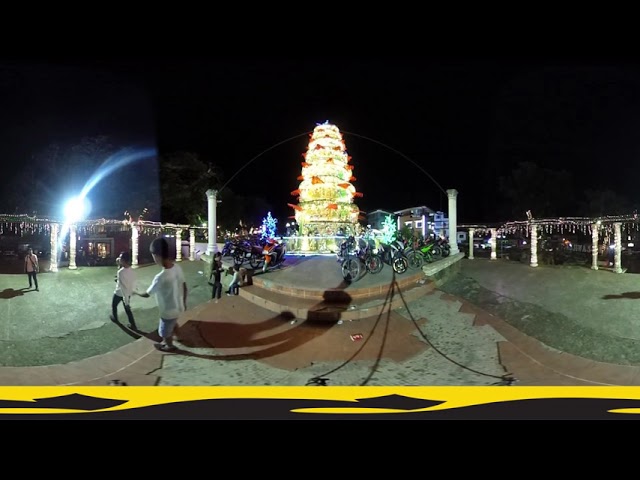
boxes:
[393,206,449,239]
[366,209,395,231]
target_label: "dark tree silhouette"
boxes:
[498,161,577,220]
[579,188,631,217]
[159,151,222,224]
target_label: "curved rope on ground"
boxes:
[393,277,516,385]
[307,268,516,386]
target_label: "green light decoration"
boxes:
[261,211,278,239]
[381,214,397,244]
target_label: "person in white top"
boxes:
[24,247,39,291]
[135,237,188,352]
[226,265,240,296]
[110,251,137,330]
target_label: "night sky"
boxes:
[2,57,640,224]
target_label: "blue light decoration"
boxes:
[261,211,278,239]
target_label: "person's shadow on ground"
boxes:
[108,317,144,339]
[602,291,640,300]
[170,311,333,361]
[0,287,30,299]
[164,279,355,361]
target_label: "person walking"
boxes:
[134,237,188,352]
[24,247,39,291]
[110,251,137,330]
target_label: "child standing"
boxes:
[110,251,137,329]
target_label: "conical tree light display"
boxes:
[290,121,362,237]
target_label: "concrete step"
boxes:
[251,267,426,301]
[238,279,434,322]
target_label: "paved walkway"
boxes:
[441,258,640,365]
[2,254,640,386]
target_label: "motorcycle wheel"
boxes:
[364,253,383,274]
[341,257,362,282]
[233,254,244,266]
[392,257,408,274]
[406,251,424,269]
[249,253,262,269]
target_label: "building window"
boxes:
[415,221,422,229]
[405,221,413,227]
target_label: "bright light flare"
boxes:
[63,196,91,222]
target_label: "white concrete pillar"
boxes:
[446,188,460,255]
[69,224,78,270]
[206,189,218,255]
[131,223,139,268]
[189,228,196,261]
[301,235,310,252]
[591,222,599,270]
[530,223,538,267]
[614,222,623,273]
[176,228,183,262]
[49,223,59,272]
[468,228,475,260]
[490,228,497,260]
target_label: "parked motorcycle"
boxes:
[403,237,439,269]
[337,236,382,281]
[220,240,236,257]
[262,238,286,272]
[377,240,409,274]
[437,236,451,258]
[233,239,264,268]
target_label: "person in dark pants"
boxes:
[24,248,39,291]
[110,251,137,329]
[209,252,223,302]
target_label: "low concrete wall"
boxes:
[422,252,464,287]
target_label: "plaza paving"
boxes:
[2,252,640,386]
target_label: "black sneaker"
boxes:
[154,343,177,352]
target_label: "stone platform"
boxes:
[237,255,431,322]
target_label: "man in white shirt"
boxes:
[110,251,137,329]
[24,247,39,291]
[135,237,187,352]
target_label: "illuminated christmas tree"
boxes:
[381,214,397,244]
[261,211,278,240]
[289,121,362,238]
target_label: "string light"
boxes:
[0,213,205,239]
[459,211,640,237]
